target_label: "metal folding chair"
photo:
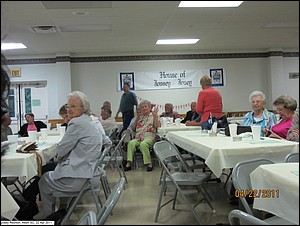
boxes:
[153,140,216,225]
[284,152,299,163]
[77,210,97,225]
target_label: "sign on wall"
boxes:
[118,69,215,91]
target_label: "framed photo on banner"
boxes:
[210,68,224,86]
[120,72,135,90]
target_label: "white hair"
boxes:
[67,91,91,115]
[249,90,266,104]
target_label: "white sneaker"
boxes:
[33,211,48,220]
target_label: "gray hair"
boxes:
[67,91,91,115]
[249,90,266,104]
[140,100,151,108]
[273,95,297,111]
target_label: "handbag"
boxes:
[211,115,229,128]
[16,142,37,153]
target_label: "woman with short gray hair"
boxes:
[264,95,297,139]
[243,90,277,136]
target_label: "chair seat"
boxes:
[165,172,210,185]
[264,216,295,225]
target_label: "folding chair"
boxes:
[102,134,128,183]
[97,177,126,225]
[232,158,294,224]
[284,152,299,163]
[153,140,216,225]
[53,146,111,225]
[228,209,295,225]
[77,210,97,225]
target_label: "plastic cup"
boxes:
[229,124,237,137]
[28,131,37,142]
[251,125,261,141]
[7,135,18,151]
[175,118,181,127]
[60,126,66,137]
[40,128,48,140]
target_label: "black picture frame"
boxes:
[210,68,224,86]
[120,72,135,90]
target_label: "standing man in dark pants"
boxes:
[115,82,138,135]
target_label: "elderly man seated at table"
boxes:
[100,106,118,136]
[181,101,199,123]
[33,91,103,220]
[124,100,160,172]
[160,103,180,120]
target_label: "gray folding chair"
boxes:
[228,210,292,225]
[53,146,111,225]
[284,152,299,163]
[102,134,128,183]
[97,177,126,225]
[77,210,97,225]
[153,140,216,225]
[232,158,295,224]
[228,209,296,225]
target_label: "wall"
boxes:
[7,52,299,120]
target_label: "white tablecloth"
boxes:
[1,135,61,181]
[250,163,299,224]
[158,124,201,136]
[1,182,20,220]
[166,130,299,177]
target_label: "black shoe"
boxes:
[146,166,153,172]
[124,166,132,171]
[229,200,239,206]
[45,209,67,223]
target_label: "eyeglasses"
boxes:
[66,105,82,110]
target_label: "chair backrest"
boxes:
[228,209,269,225]
[153,140,190,173]
[77,210,97,225]
[232,158,274,215]
[284,152,299,163]
[97,177,126,225]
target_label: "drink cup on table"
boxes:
[229,124,237,139]
[7,135,18,151]
[40,128,48,140]
[28,131,38,142]
[251,125,261,141]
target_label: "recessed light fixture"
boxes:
[1,43,27,50]
[156,39,199,45]
[178,1,243,7]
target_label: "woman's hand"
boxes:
[152,106,159,117]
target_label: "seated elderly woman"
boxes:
[243,90,277,136]
[264,95,297,139]
[33,91,103,220]
[286,113,299,142]
[124,100,160,172]
[160,103,180,120]
[18,112,47,137]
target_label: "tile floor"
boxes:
[65,164,237,225]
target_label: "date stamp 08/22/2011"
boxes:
[235,189,280,199]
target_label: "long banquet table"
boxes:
[250,163,299,225]
[166,130,299,178]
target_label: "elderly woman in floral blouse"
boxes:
[124,100,160,172]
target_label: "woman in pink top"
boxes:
[18,112,47,137]
[196,75,223,130]
[264,95,297,139]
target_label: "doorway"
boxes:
[8,81,48,134]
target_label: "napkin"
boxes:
[237,132,252,138]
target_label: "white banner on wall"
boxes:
[118,69,210,91]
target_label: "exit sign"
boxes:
[11,68,21,77]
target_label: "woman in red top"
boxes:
[196,75,223,130]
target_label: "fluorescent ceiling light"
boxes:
[1,43,27,50]
[179,1,243,7]
[156,39,199,45]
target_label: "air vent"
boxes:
[30,25,59,33]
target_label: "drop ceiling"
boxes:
[1,1,299,57]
